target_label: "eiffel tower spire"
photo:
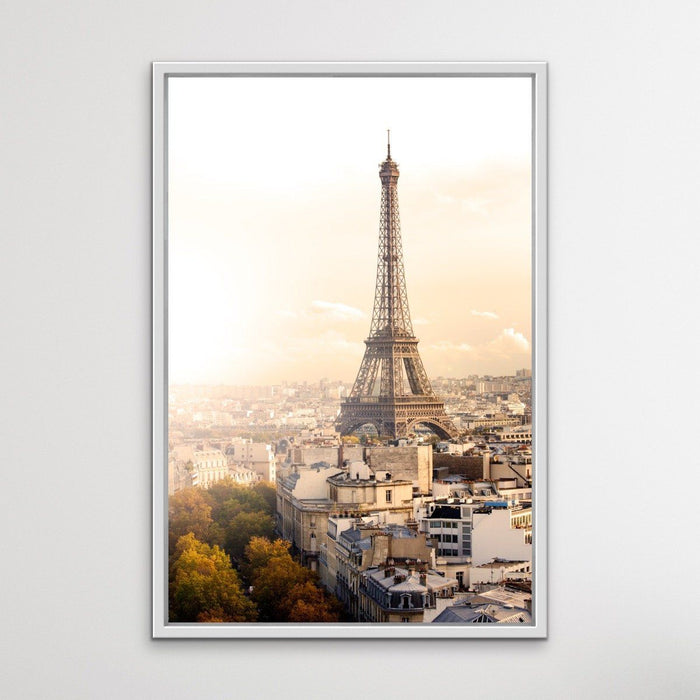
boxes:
[336,142,458,440]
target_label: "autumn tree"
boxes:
[168,488,213,554]
[243,537,339,622]
[287,582,342,622]
[249,552,311,620]
[241,536,292,583]
[169,533,257,623]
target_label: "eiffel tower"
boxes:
[336,136,458,440]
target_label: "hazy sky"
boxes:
[168,76,532,385]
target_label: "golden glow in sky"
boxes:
[168,76,532,384]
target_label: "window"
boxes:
[385,489,392,503]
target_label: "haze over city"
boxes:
[168,76,532,384]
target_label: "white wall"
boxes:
[289,465,341,499]
[471,509,532,565]
[2,1,700,698]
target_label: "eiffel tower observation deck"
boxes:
[336,137,458,441]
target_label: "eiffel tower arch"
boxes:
[336,138,458,441]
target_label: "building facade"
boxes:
[359,564,459,623]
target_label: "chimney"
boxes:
[419,572,427,586]
[482,449,491,480]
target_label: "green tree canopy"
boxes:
[206,479,270,526]
[251,481,277,515]
[206,521,226,550]
[224,511,275,563]
[170,533,257,623]
[205,478,245,507]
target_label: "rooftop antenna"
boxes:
[387,129,391,158]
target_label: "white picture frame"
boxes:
[153,61,547,639]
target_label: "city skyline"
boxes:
[168,372,532,398]
[168,77,532,384]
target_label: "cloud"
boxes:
[471,310,499,319]
[309,300,364,321]
[413,317,430,326]
[276,309,297,319]
[487,328,530,354]
[426,329,529,365]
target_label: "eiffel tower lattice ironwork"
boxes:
[336,138,458,440]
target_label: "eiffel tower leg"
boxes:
[379,352,393,398]
[403,354,432,396]
[350,348,381,397]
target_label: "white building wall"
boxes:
[290,465,343,499]
[471,509,532,566]
[231,441,277,482]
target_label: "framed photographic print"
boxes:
[153,62,547,638]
